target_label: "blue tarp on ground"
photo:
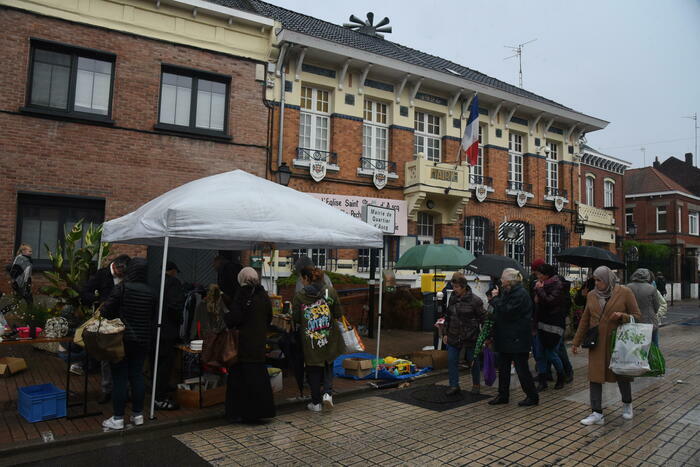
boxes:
[334,352,432,380]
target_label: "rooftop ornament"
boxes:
[343,12,392,38]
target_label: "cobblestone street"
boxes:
[176,322,700,466]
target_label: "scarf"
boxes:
[592,265,617,311]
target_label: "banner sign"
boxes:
[362,204,396,234]
[309,193,407,236]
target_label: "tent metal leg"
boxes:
[374,249,384,379]
[149,236,169,420]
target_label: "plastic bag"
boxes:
[482,347,496,386]
[609,317,653,377]
[645,343,666,377]
[338,316,365,353]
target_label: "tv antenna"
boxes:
[504,38,537,88]
[640,146,646,166]
[682,112,698,167]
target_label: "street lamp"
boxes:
[277,162,291,186]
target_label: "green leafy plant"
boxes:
[41,221,110,318]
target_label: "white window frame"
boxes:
[417,212,435,243]
[508,132,524,190]
[656,207,667,233]
[362,100,389,167]
[414,111,441,162]
[689,211,699,235]
[545,225,565,266]
[299,86,330,154]
[625,207,634,234]
[585,176,595,206]
[464,216,487,256]
[678,206,682,233]
[293,248,328,269]
[604,180,615,208]
[546,142,559,195]
[472,125,485,179]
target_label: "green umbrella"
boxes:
[394,244,476,270]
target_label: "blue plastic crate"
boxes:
[18,383,67,423]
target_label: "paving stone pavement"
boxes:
[175,324,700,466]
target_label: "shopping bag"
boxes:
[338,316,365,353]
[73,309,101,348]
[609,317,653,377]
[644,343,666,377]
[201,328,239,368]
[82,318,125,363]
[482,346,496,386]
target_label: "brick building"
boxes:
[655,152,700,196]
[624,167,700,298]
[232,0,613,281]
[0,0,276,291]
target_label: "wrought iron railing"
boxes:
[359,157,397,173]
[296,147,338,165]
[508,180,533,192]
[545,186,568,198]
[469,174,493,186]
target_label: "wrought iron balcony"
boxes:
[545,187,568,198]
[359,157,397,173]
[296,147,338,165]
[469,174,493,187]
[508,180,533,193]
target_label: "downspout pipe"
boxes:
[277,67,285,167]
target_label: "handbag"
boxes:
[201,328,239,368]
[609,316,653,377]
[74,309,101,348]
[482,347,496,386]
[82,317,126,363]
[581,325,598,349]
[338,316,365,353]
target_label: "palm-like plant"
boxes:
[41,221,110,318]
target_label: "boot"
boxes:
[565,370,574,384]
[546,370,554,382]
[536,374,548,392]
[554,372,565,390]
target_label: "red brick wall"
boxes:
[0,8,269,291]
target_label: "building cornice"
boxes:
[625,191,700,202]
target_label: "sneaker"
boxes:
[518,397,539,407]
[69,364,84,376]
[488,397,508,405]
[130,414,144,426]
[622,403,634,420]
[154,399,179,411]
[580,412,605,426]
[102,416,124,431]
[307,402,322,412]
[322,393,334,409]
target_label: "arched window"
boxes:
[604,179,614,208]
[464,216,488,256]
[585,176,595,206]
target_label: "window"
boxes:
[357,237,392,271]
[690,211,699,235]
[417,212,435,242]
[414,111,441,162]
[357,248,370,272]
[16,194,105,268]
[604,180,614,208]
[545,225,566,266]
[677,206,682,233]
[546,142,559,194]
[508,133,524,189]
[472,125,485,180]
[585,176,595,206]
[157,66,229,135]
[299,86,330,154]
[464,216,487,256]
[656,207,667,232]
[362,100,389,166]
[505,242,525,266]
[292,248,327,269]
[27,40,115,119]
[626,207,634,234]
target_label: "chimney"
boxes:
[685,152,694,166]
[653,156,660,169]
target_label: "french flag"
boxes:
[460,95,480,166]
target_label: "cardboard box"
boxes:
[345,368,372,378]
[0,357,28,377]
[176,385,226,409]
[342,358,373,371]
[410,350,448,370]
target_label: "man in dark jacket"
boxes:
[153,261,185,410]
[214,255,242,300]
[488,268,539,407]
[80,254,130,403]
[655,272,667,297]
[533,264,568,390]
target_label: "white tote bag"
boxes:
[609,316,653,377]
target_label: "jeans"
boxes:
[652,329,659,348]
[535,335,564,375]
[110,344,147,418]
[447,344,480,387]
[497,352,538,401]
[306,365,324,405]
[558,340,573,375]
[532,334,546,374]
[101,360,113,394]
[590,380,632,414]
[322,361,333,395]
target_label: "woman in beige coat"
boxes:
[572,266,641,426]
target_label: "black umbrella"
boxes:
[556,246,625,269]
[466,254,526,278]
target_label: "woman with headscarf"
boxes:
[223,267,275,423]
[573,266,641,426]
[626,268,661,347]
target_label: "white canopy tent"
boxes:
[102,170,384,419]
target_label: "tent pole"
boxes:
[96,244,104,269]
[374,248,384,379]
[149,236,169,420]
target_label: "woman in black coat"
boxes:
[223,267,276,422]
[488,268,539,407]
[100,258,157,431]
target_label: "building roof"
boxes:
[210,0,587,114]
[624,167,696,196]
[657,156,700,197]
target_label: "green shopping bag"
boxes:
[644,343,665,377]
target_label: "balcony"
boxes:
[357,157,399,179]
[293,147,339,171]
[468,174,493,187]
[507,180,533,193]
[404,157,470,223]
[545,187,568,199]
[578,203,616,244]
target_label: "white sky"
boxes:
[272,0,700,168]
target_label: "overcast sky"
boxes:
[273,0,700,168]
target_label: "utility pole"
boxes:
[504,39,537,88]
[641,146,646,166]
[682,113,698,166]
